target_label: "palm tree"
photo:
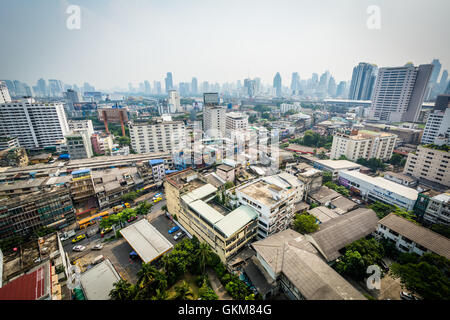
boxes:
[197,242,212,274]
[109,279,134,300]
[151,288,169,300]
[136,263,167,298]
[174,281,194,300]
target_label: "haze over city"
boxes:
[1,0,449,89]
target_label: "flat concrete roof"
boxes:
[215,205,258,238]
[80,259,121,300]
[340,170,419,201]
[315,160,361,170]
[120,219,173,263]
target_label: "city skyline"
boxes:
[1,0,449,90]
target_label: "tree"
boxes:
[224,181,235,190]
[369,201,395,219]
[336,238,384,280]
[197,242,213,274]
[174,281,194,300]
[430,224,450,239]
[135,263,168,299]
[122,191,138,202]
[293,214,319,234]
[357,158,386,173]
[389,153,404,166]
[390,253,450,300]
[110,279,135,300]
[198,279,218,300]
[338,155,348,160]
[136,201,152,215]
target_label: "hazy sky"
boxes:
[1,0,449,90]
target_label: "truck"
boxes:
[60,230,76,241]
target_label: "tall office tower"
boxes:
[144,80,151,95]
[13,80,27,97]
[24,84,33,97]
[328,76,337,97]
[83,82,95,93]
[336,81,347,98]
[154,81,162,94]
[37,78,47,97]
[244,78,256,97]
[273,72,282,97]
[129,119,186,153]
[48,79,64,97]
[0,81,12,103]
[179,83,190,97]
[290,72,300,93]
[319,71,330,90]
[139,82,145,93]
[311,73,319,88]
[201,81,210,93]
[430,59,442,84]
[0,98,70,149]
[64,89,82,108]
[203,93,225,138]
[348,62,378,100]
[439,70,448,92]
[254,77,261,94]
[73,84,81,93]
[191,77,198,95]
[165,72,173,92]
[128,83,134,93]
[1,80,16,97]
[369,64,433,123]
[421,95,450,145]
[168,90,181,113]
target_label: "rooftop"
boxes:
[308,206,340,223]
[339,170,419,201]
[238,179,295,207]
[120,219,173,263]
[309,208,379,262]
[80,259,121,300]
[315,160,361,170]
[379,213,450,259]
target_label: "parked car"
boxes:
[153,193,163,199]
[153,197,163,203]
[101,227,113,236]
[129,251,139,260]
[60,230,76,241]
[173,231,184,241]
[91,244,103,250]
[400,291,416,300]
[72,234,86,243]
[168,226,180,234]
[73,245,86,252]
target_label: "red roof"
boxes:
[0,264,49,300]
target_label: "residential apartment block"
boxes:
[421,95,450,146]
[129,119,186,154]
[423,193,450,226]
[403,145,450,187]
[330,130,397,161]
[164,169,258,263]
[0,99,70,150]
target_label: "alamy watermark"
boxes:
[366,5,381,30]
[66,5,81,30]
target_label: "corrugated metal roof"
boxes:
[120,219,173,263]
[215,205,258,238]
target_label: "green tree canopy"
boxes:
[293,214,319,234]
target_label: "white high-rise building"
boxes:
[369,64,433,123]
[0,98,70,149]
[421,95,450,146]
[66,130,93,159]
[129,119,186,153]
[204,106,226,138]
[226,112,248,132]
[68,119,94,137]
[0,81,12,103]
[168,90,181,113]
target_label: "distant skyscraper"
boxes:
[203,93,225,138]
[290,72,300,91]
[83,82,95,93]
[319,71,330,90]
[348,62,378,100]
[153,81,162,94]
[439,70,448,92]
[168,90,181,113]
[336,81,347,98]
[179,83,190,97]
[430,59,442,84]
[165,72,173,93]
[37,78,47,97]
[201,81,209,93]
[273,72,282,97]
[369,63,433,122]
[13,80,27,97]
[128,83,134,92]
[244,79,257,97]
[144,80,151,95]
[328,76,337,97]
[139,82,145,93]
[1,80,16,97]
[191,77,198,95]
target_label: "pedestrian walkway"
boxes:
[206,268,232,300]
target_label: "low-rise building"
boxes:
[403,144,450,188]
[66,131,93,160]
[375,213,450,259]
[251,229,366,300]
[423,193,450,226]
[383,171,417,187]
[0,136,20,150]
[164,170,258,263]
[0,146,28,167]
[313,159,361,180]
[338,170,419,211]
[91,133,113,155]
